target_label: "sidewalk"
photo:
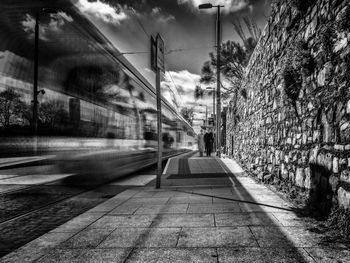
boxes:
[1,153,350,262]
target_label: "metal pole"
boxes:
[155,67,162,188]
[216,6,221,157]
[33,13,39,153]
[205,105,208,127]
[212,87,215,152]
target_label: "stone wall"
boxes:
[226,0,350,213]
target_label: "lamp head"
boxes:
[198,3,213,9]
[42,7,59,14]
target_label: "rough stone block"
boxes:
[295,168,305,188]
[281,164,288,180]
[329,174,339,192]
[339,158,348,169]
[264,173,273,182]
[340,169,350,184]
[338,187,350,209]
[333,157,339,173]
[334,144,345,151]
[324,153,333,171]
[288,171,295,183]
[304,167,312,190]
[313,130,320,143]
[309,147,319,164]
[317,68,326,86]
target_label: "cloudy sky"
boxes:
[72,0,271,129]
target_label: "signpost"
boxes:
[151,33,165,189]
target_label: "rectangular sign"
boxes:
[208,117,214,126]
[156,33,165,72]
[150,35,157,72]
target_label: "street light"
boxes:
[198,104,208,127]
[206,87,215,120]
[33,7,59,141]
[199,3,223,157]
[205,86,216,152]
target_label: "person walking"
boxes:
[204,128,214,157]
[197,129,205,157]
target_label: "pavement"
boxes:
[1,152,350,262]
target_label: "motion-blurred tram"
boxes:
[0,0,195,184]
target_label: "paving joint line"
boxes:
[175,227,182,247]
[302,248,318,263]
[171,189,294,212]
[248,225,261,248]
[215,247,219,263]
[122,247,135,263]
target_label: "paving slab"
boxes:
[124,197,171,205]
[250,226,322,248]
[134,204,188,214]
[304,247,350,262]
[125,248,218,263]
[271,212,307,227]
[177,227,258,247]
[167,196,213,204]
[187,203,241,213]
[150,214,214,227]
[89,215,155,229]
[151,191,184,198]
[35,248,131,263]
[50,212,105,233]
[133,191,157,198]
[217,247,315,263]
[59,228,113,248]
[98,227,181,248]
[239,202,294,213]
[215,212,281,226]
[107,203,142,215]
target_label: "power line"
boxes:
[117,51,149,56]
[118,46,214,56]
[166,70,184,107]
[165,46,214,55]
[131,8,150,38]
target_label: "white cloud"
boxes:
[151,7,161,15]
[21,11,73,41]
[21,14,35,34]
[161,70,202,109]
[76,0,129,24]
[151,6,175,23]
[178,0,251,14]
[160,69,221,132]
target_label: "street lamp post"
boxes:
[205,86,216,151]
[33,12,39,139]
[198,104,208,127]
[205,86,215,123]
[33,8,58,143]
[199,3,223,157]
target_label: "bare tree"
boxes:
[180,107,194,125]
[198,17,261,98]
[38,100,68,128]
[0,88,26,128]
